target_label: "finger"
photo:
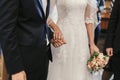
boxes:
[107,50,111,56]
[61,38,66,44]
[96,49,100,53]
[90,50,94,55]
[54,42,61,48]
[52,39,64,47]
[52,38,57,43]
[52,44,57,48]
[23,71,27,80]
[106,50,109,56]
[58,33,62,40]
[90,49,94,55]
[60,33,64,40]
[52,43,56,47]
[58,33,61,40]
[59,39,66,46]
[60,34,64,39]
[58,40,64,44]
[53,32,58,40]
[56,42,63,47]
[53,32,56,40]
[55,32,63,40]
[110,50,113,56]
[50,39,54,43]
[53,38,62,44]
[53,43,58,48]
[56,32,60,40]
[55,33,58,40]
[24,74,27,80]
[51,39,57,44]
[55,43,59,47]
[56,40,64,47]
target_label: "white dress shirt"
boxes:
[42,0,47,14]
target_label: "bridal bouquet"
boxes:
[87,52,109,72]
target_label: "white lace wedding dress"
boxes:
[48,0,98,80]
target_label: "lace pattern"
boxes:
[48,0,98,80]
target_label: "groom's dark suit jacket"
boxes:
[0,0,52,75]
[104,0,120,54]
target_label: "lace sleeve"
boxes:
[85,0,98,27]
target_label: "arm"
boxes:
[48,18,66,48]
[0,0,24,75]
[86,24,99,54]
[85,0,99,54]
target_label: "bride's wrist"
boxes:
[89,38,95,46]
[53,26,61,32]
[48,21,59,31]
[89,42,95,47]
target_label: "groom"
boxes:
[0,0,64,80]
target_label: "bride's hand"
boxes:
[90,44,99,55]
[53,27,66,44]
[51,30,66,48]
[48,18,66,46]
[51,39,66,48]
[53,28,64,42]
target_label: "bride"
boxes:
[48,0,99,80]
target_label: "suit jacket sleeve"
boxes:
[0,0,24,74]
[105,0,119,48]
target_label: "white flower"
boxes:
[87,52,109,72]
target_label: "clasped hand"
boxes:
[90,44,100,55]
[51,29,66,48]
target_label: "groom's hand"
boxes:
[12,71,27,80]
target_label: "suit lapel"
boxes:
[34,0,50,20]
[34,0,45,19]
[46,0,50,19]
[38,0,45,15]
